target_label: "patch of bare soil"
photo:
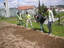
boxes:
[0,21,64,48]
[0,21,13,27]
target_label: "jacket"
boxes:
[36,14,46,24]
[48,10,54,22]
[26,14,31,20]
[17,12,22,20]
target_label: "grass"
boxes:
[0,17,64,37]
[55,12,64,18]
[53,17,64,26]
[52,25,64,36]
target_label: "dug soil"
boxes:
[0,21,64,48]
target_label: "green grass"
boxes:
[53,17,64,26]
[0,17,64,37]
[52,25,64,36]
[59,12,64,17]
[55,12,64,18]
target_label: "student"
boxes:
[25,12,33,28]
[34,14,46,32]
[17,11,23,25]
[44,8,54,34]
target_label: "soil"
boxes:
[0,21,64,48]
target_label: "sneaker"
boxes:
[40,30,43,32]
[48,33,52,35]
[26,27,28,28]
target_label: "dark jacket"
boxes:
[36,14,46,24]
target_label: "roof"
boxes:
[59,9,64,11]
[18,5,35,10]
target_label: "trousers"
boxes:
[40,23,44,31]
[47,22,52,33]
[26,19,33,28]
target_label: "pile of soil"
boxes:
[0,21,64,48]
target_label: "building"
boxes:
[0,5,36,18]
[0,8,18,17]
[58,9,64,12]
[18,5,35,10]
[18,5,36,15]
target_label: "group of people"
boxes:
[17,8,54,35]
[17,11,33,28]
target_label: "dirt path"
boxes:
[0,21,64,48]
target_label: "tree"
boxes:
[38,0,47,15]
[41,4,44,14]
[38,0,42,14]
[53,8,56,16]
[41,4,47,15]
[58,14,60,26]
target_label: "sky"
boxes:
[0,0,64,8]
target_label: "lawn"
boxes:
[55,12,64,18]
[0,17,64,37]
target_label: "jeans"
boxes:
[40,23,44,31]
[47,22,52,33]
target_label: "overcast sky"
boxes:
[0,0,64,8]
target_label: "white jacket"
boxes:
[48,10,54,22]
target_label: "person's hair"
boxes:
[17,11,20,16]
[34,14,38,18]
[44,8,48,12]
[26,12,28,14]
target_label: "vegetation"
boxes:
[56,5,64,8]
[38,0,46,15]
[53,8,57,16]
[54,12,64,26]
[38,0,42,15]
[55,12,64,18]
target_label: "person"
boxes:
[25,12,33,28]
[17,11,24,25]
[44,8,54,34]
[34,14,46,32]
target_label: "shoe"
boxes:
[48,33,52,35]
[26,27,28,28]
[40,30,43,32]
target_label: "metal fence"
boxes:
[0,8,37,18]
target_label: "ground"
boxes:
[0,21,64,48]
